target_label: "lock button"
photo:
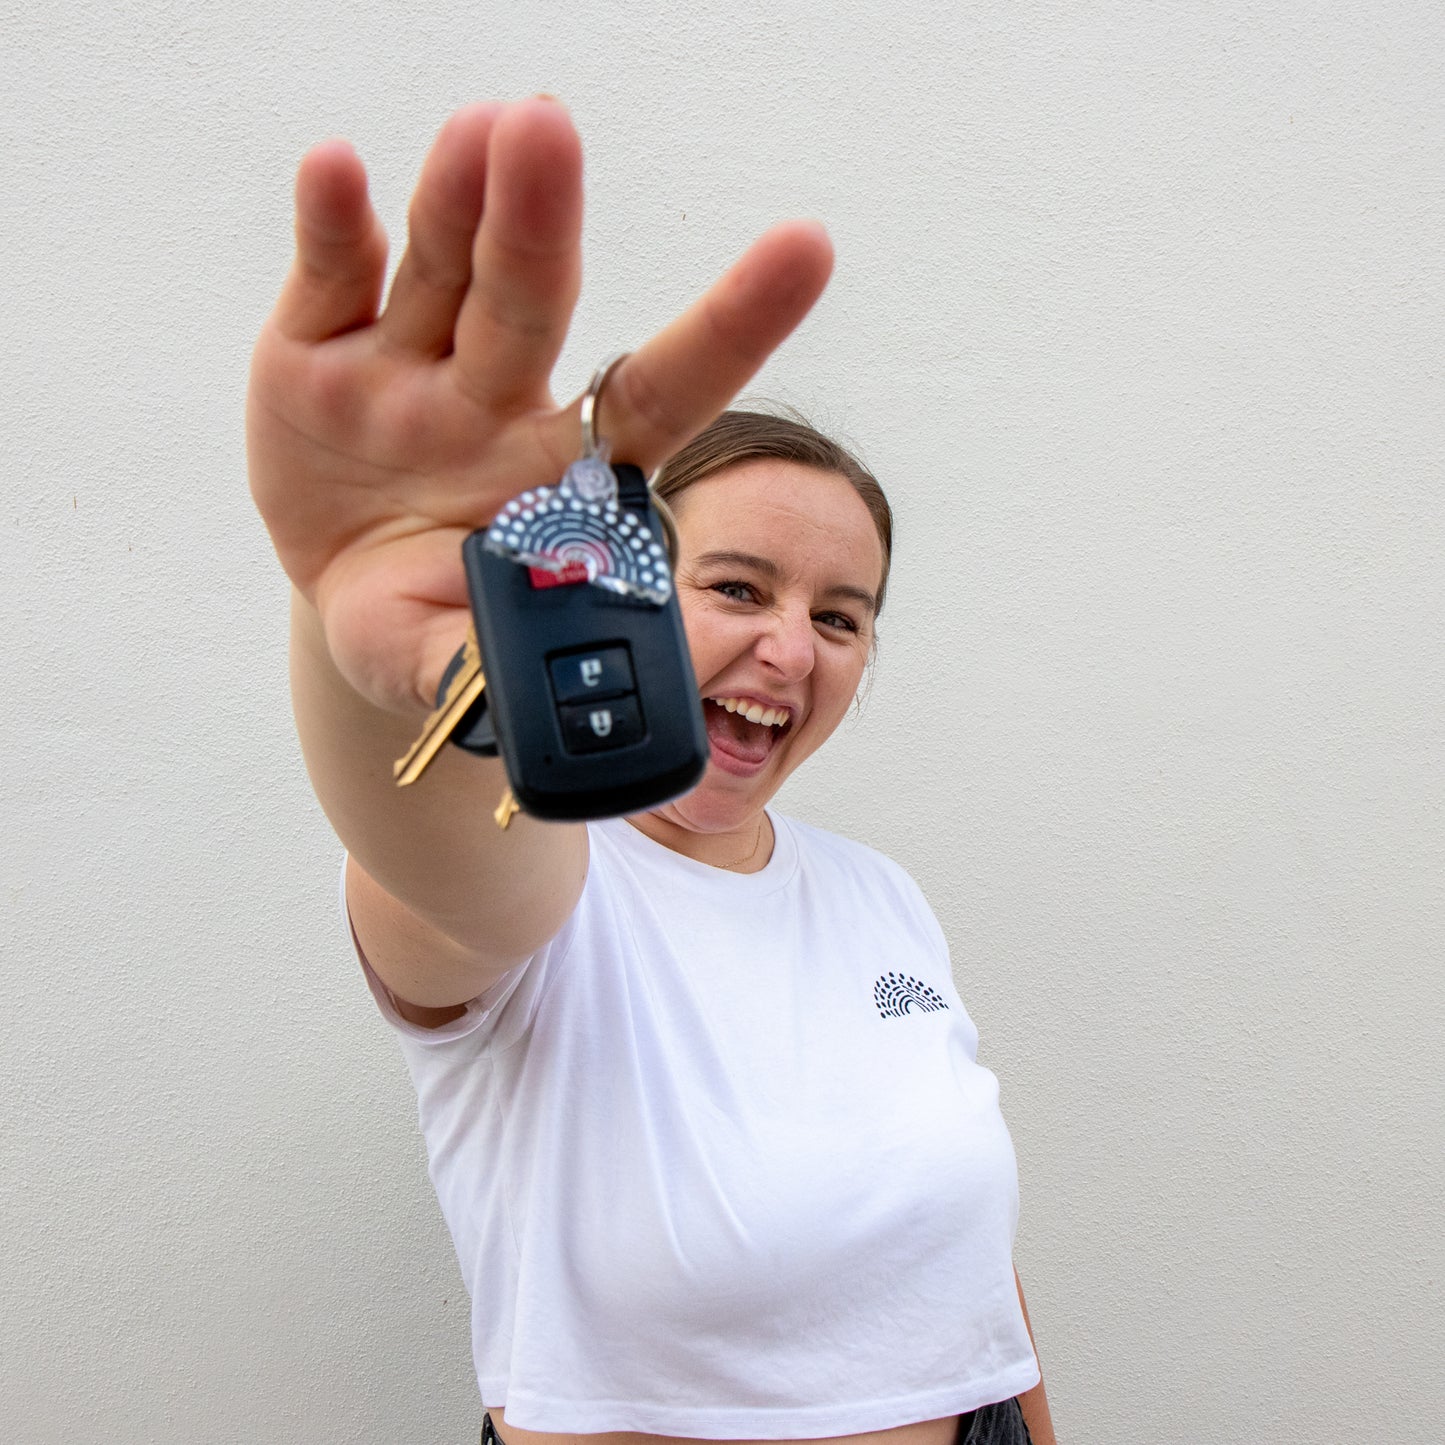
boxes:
[558,694,645,754]
[549,645,635,704]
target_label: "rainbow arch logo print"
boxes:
[873,972,949,1018]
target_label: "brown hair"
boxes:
[653,409,894,615]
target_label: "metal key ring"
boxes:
[576,352,678,565]
[579,353,629,459]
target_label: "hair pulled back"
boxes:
[652,410,894,615]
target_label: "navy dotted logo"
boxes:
[873,972,949,1018]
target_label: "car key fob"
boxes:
[462,461,709,822]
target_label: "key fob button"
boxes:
[558,695,645,754]
[549,646,635,703]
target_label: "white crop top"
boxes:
[353,812,1039,1437]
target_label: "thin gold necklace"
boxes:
[715,817,766,871]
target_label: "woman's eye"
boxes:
[711,580,754,603]
[815,611,860,634]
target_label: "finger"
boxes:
[377,103,502,357]
[274,139,390,343]
[546,220,834,473]
[450,97,584,408]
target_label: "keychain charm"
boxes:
[481,355,673,606]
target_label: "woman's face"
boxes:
[645,458,885,837]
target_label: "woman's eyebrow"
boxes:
[694,549,780,578]
[693,550,878,615]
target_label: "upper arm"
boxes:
[344,821,588,1016]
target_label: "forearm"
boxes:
[1014,1270,1057,1445]
[289,591,586,991]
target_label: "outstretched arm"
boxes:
[249,99,833,1010]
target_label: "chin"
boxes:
[672,766,773,831]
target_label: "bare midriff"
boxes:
[491,1410,963,1445]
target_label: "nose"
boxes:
[753,602,816,680]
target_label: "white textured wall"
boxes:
[3,2,1441,1442]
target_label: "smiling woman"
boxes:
[250,99,1054,1445]
[629,435,888,869]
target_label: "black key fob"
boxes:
[462,463,709,822]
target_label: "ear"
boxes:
[851,646,878,715]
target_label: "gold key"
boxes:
[493,788,520,829]
[393,627,488,787]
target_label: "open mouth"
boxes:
[703,696,793,770]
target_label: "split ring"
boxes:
[579,353,629,459]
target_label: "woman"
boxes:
[249,98,1057,1444]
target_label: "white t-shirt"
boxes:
[354,811,1039,1438]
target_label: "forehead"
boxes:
[670,460,884,580]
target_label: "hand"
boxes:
[247,99,833,716]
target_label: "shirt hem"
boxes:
[490,1361,1042,1440]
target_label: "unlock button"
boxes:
[549,646,634,703]
[558,694,645,754]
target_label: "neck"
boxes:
[626,810,774,873]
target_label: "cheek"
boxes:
[677,597,747,674]
[817,650,869,715]
[675,594,710,658]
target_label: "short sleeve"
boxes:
[338,857,533,1046]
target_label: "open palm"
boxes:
[247,99,833,716]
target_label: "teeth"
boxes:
[709,697,789,728]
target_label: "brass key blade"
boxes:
[493,788,520,830]
[393,629,488,787]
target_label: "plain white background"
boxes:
[3,2,1442,1441]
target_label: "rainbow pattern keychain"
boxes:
[481,446,673,606]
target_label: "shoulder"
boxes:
[776,813,934,915]
[774,814,955,989]
[779,811,916,877]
